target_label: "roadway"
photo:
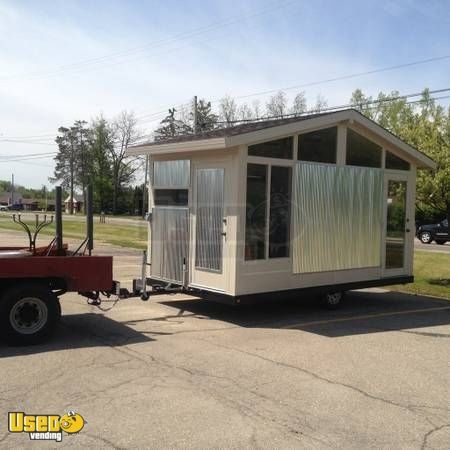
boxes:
[0,231,449,449]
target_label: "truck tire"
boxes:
[419,231,433,244]
[435,240,447,245]
[0,284,61,346]
[321,291,344,310]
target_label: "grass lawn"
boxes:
[1,213,448,299]
[390,250,450,300]
[0,214,147,250]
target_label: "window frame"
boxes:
[345,127,383,169]
[297,126,338,164]
[245,138,296,262]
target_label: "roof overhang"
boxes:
[126,137,226,156]
[126,110,436,170]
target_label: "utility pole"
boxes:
[193,95,198,134]
[44,185,48,211]
[142,154,149,218]
[10,173,14,205]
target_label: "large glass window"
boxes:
[245,163,292,260]
[245,164,267,260]
[298,127,337,163]
[248,137,293,159]
[154,189,188,206]
[385,151,410,171]
[346,129,382,168]
[269,166,292,258]
[385,180,407,269]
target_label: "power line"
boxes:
[210,55,450,105]
[0,155,57,162]
[0,0,295,81]
[0,139,56,146]
[213,88,450,125]
[0,151,56,157]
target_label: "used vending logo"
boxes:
[8,410,85,442]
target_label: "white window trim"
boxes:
[244,157,294,263]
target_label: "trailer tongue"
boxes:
[0,186,144,346]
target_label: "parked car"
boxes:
[8,204,24,211]
[0,205,9,212]
[417,219,449,244]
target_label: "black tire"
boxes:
[419,231,433,244]
[321,291,344,310]
[436,240,447,245]
[0,284,61,346]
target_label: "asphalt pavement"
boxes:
[0,232,449,449]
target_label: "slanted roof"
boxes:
[64,195,83,203]
[127,109,436,169]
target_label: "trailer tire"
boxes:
[321,291,344,310]
[0,284,61,346]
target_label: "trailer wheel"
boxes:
[321,291,344,310]
[0,284,61,346]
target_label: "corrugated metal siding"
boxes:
[153,160,190,187]
[151,207,189,283]
[195,168,224,271]
[292,163,382,273]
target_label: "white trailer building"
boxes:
[128,109,435,306]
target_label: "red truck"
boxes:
[0,187,134,345]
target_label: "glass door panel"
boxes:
[385,180,407,269]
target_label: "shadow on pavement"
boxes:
[160,290,450,338]
[0,313,153,357]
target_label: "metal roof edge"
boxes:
[126,137,226,156]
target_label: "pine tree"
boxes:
[155,108,192,140]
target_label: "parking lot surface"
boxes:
[0,234,449,449]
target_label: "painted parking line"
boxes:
[282,306,450,329]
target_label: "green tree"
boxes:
[193,99,218,132]
[155,108,191,140]
[52,126,78,214]
[350,88,450,222]
[88,117,114,212]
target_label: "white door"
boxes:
[383,172,413,277]
[190,162,228,292]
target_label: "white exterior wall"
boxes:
[148,147,240,296]
[146,120,419,298]
[234,123,418,296]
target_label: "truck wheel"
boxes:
[321,291,344,310]
[0,284,61,346]
[419,231,432,244]
[435,240,447,245]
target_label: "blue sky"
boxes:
[1,0,450,187]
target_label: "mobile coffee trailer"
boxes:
[128,109,435,307]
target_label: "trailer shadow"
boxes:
[0,313,153,357]
[160,290,450,338]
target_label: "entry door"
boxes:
[383,173,413,276]
[190,163,228,292]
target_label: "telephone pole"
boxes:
[10,173,14,205]
[193,95,198,134]
[142,154,149,218]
